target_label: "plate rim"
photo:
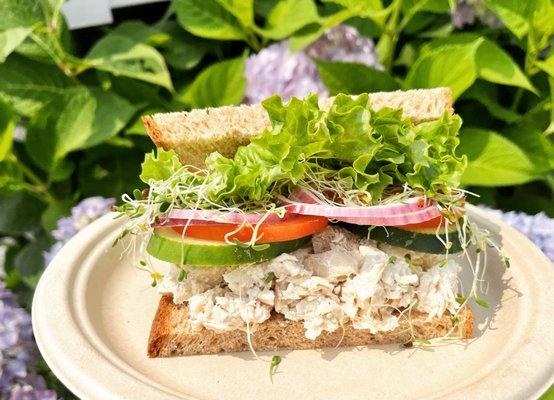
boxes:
[32,206,554,400]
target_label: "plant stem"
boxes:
[510,88,523,111]
[245,30,262,52]
[157,3,174,25]
[382,0,403,71]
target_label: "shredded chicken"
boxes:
[187,265,275,332]
[415,260,460,318]
[311,225,359,253]
[341,246,418,333]
[303,250,359,282]
[269,253,345,339]
[159,226,462,339]
[158,266,226,303]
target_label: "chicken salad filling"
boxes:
[158,226,461,340]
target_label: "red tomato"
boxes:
[399,211,463,231]
[172,214,329,243]
[399,215,446,230]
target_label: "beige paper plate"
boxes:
[32,206,554,400]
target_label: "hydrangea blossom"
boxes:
[479,206,554,261]
[452,0,502,29]
[43,197,115,265]
[0,283,57,400]
[244,25,381,104]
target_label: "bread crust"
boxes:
[142,115,168,150]
[148,294,474,358]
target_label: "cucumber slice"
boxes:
[147,227,311,266]
[343,224,463,254]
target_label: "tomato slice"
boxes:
[398,211,463,231]
[399,215,446,230]
[172,214,329,244]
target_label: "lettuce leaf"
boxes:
[139,148,182,183]
[139,93,466,206]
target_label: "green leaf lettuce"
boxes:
[139,93,466,207]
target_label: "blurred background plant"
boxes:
[0,0,553,397]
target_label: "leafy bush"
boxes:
[0,0,553,395]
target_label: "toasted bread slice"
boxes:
[142,88,453,167]
[148,294,473,357]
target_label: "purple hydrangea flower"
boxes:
[43,197,115,265]
[9,374,57,400]
[451,0,476,28]
[244,41,326,105]
[244,25,381,104]
[479,206,554,261]
[0,284,57,399]
[305,25,382,67]
[452,0,502,29]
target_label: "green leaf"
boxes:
[402,0,450,14]
[0,55,75,117]
[529,0,554,59]
[288,14,342,51]
[405,39,481,100]
[180,57,246,108]
[140,148,182,183]
[86,32,173,90]
[108,20,165,45]
[269,355,282,383]
[459,128,538,186]
[535,53,554,78]
[260,0,320,39]
[483,0,534,39]
[41,198,74,232]
[324,0,388,27]
[255,0,280,18]
[395,43,417,67]
[0,192,46,235]
[461,82,521,123]
[0,27,32,62]
[0,99,14,161]
[14,232,52,288]
[0,159,24,194]
[502,127,554,176]
[475,39,536,93]
[474,297,490,309]
[0,0,44,30]
[79,145,144,198]
[174,0,246,40]
[407,35,535,99]
[26,87,136,172]
[215,0,254,27]
[158,22,207,71]
[347,16,381,38]
[314,60,399,94]
[99,73,169,109]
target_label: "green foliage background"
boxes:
[0,0,553,396]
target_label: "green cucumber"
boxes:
[147,227,311,266]
[343,223,463,254]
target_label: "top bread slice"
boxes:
[142,87,453,167]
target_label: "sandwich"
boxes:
[118,88,493,359]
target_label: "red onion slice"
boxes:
[279,189,441,226]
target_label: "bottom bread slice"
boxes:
[148,294,474,357]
